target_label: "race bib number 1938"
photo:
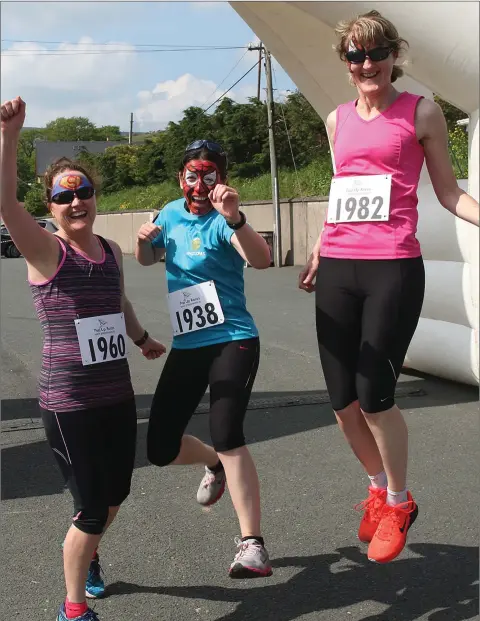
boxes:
[75,312,128,366]
[327,174,392,224]
[168,281,225,336]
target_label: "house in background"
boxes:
[35,140,124,178]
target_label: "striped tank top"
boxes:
[29,235,134,412]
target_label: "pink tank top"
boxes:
[320,91,425,260]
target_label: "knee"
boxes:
[211,427,245,453]
[72,507,109,535]
[360,396,395,416]
[147,437,181,467]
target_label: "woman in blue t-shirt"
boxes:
[135,140,273,578]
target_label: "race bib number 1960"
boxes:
[327,174,392,224]
[75,312,128,366]
[168,281,225,336]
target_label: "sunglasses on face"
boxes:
[185,140,226,156]
[51,186,95,205]
[345,46,392,64]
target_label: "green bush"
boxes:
[24,184,48,217]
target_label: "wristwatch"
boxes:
[227,211,246,230]
[134,330,149,347]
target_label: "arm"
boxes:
[0,97,58,272]
[209,184,271,269]
[417,98,479,227]
[230,223,271,269]
[135,221,165,266]
[110,240,166,359]
[298,109,336,292]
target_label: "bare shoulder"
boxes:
[105,238,123,266]
[415,98,446,140]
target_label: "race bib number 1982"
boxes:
[168,281,225,336]
[327,174,392,224]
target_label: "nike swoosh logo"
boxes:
[380,396,391,402]
[399,516,408,533]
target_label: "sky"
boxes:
[1,1,298,132]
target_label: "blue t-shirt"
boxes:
[152,198,258,349]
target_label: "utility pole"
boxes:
[264,48,282,267]
[257,42,263,101]
[128,112,133,144]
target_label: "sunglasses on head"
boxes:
[185,140,226,156]
[345,46,392,64]
[51,186,95,205]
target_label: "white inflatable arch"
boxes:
[230,1,479,385]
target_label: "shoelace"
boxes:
[375,501,416,541]
[354,489,385,518]
[202,472,217,488]
[233,537,263,561]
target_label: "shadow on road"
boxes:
[2,374,478,501]
[107,543,479,621]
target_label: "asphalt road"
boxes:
[1,257,478,620]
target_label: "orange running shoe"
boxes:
[355,486,387,543]
[367,492,418,563]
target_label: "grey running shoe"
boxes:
[196,465,226,506]
[229,537,273,579]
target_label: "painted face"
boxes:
[181,160,220,215]
[49,171,96,231]
[346,38,396,94]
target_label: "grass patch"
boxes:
[97,157,334,213]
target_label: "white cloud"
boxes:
[134,73,220,130]
[1,38,136,94]
[1,38,266,131]
[133,72,264,132]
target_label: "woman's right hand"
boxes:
[137,222,162,244]
[1,96,26,136]
[298,253,319,293]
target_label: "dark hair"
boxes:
[44,157,99,202]
[178,148,228,181]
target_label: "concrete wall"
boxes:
[93,210,155,255]
[92,199,328,266]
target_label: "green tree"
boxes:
[24,183,47,217]
[44,117,126,142]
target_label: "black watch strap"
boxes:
[134,330,149,347]
[227,211,246,230]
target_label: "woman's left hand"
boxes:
[209,184,241,224]
[140,336,167,360]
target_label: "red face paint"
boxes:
[181,160,220,215]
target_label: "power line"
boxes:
[2,38,247,48]
[201,49,249,110]
[2,46,246,57]
[204,60,260,113]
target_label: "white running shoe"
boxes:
[196,465,226,506]
[229,537,273,579]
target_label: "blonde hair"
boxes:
[335,10,408,83]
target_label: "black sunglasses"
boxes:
[345,46,392,64]
[185,140,226,156]
[51,186,95,205]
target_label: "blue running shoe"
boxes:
[57,603,99,620]
[85,554,105,599]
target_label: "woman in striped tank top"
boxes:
[1,97,166,621]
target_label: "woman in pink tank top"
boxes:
[299,10,479,564]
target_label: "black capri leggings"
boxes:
[147,337,260,466]
[315,257,425,414]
